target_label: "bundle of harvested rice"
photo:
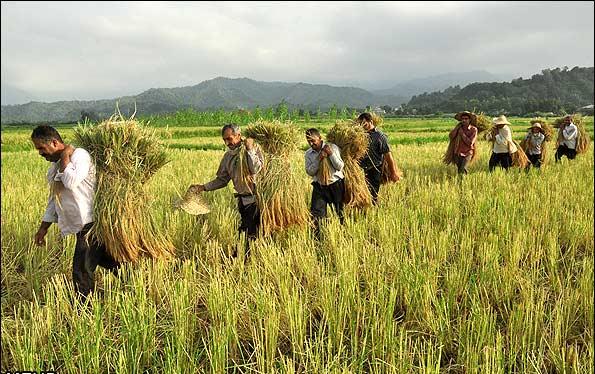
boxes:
[370,112,383,127]
[552,114,591,154]
[327,120,372,208]
[174,188,210,215]
[474,113,492,134]
[317,157,333,186]
[244,120,309,235]
[74,113,174,263]
[444,112,486,166]
[380,157,403,184]
[510,141,530,168]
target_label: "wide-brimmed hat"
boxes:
[492,115,511,126]
[454,111,477,124]
[528,122,543,130]
[173,189,210,215]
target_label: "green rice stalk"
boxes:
[73,113,174,263]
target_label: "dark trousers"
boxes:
[364,167,382,205]
[527,153,542,168]
[555,144,577,162]
[489,152,512,172]
[311,179,345,237]
[237,198,260,256]
[73,223,119,297]
[455,154,473,174]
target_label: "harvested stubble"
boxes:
[519,119,554,164]
[552,114,591,154]
[244,120,310,235]
[326,120,372,208]
[74,114,174,263]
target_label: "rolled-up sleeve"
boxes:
[204,157,231,191]
[55,150,91,191]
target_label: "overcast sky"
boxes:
[1,1,593,104]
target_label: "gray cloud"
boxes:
[1,1,593,104]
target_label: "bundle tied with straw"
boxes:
[326,120,372,208]
[519,119,554,164]
[552,114,591,154]
[243,120,310,235]
[73,112,174,263]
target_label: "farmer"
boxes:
[357,112,400,204]
[31,125,119,298]
[448,111,478,174]
[523,122,546,168]
[189,123,264,256]
[555,115,578,162]
[304,128,346,238]
[488,115,516,171]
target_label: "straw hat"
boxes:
[454,111,477,125]
[528,122,543,131]
[173,189,210,215]
[492,115,511,126]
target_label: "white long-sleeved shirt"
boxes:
[42,148,96,235]
[560,122,578,149]
[304,141,344,184]
[493,125,517,154]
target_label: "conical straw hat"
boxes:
[173,189,210,215]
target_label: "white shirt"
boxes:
[42,148,96,235]
[493,125,517,154]
[560,122,578,149]
[305,142,345,184]
[524,132,545,155]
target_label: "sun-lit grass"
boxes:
[1,117,593,373]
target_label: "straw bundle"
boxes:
[317,157,333,186]
[370,112,384,127]
[380,157,403,184]
[73,113,174,263]
[474,113,492,134]
[327,120,372,208]
[244,120,309,235]
[510,141,530,168]
[552,115,591,154]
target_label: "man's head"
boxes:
[221,123,242,149]
[460,114,471,126]
[305,128,323,151]
[357,112,374,132]
[31,125,65,162]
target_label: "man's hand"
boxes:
[34,227,48,246]
[322,144,333,156]
[245,138,255,151]
[188,184,205,194]
[61,144,75,159]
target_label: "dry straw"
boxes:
[173,189,210,215]
[552,114,591,154]
[327,120,372,208]
[244,120,310,235]
[73,111,174,263]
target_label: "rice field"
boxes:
[1,116,593,373]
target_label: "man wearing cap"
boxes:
[357,112,400,205]
[449,111,478,174]
[31,125,120,298]
[523,122,546,168]
[189,123,264,256]
[555,115,578,162]
[488,115,516,171]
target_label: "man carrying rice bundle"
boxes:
[522,122,547,169]
[189,123,264,256]
[555,115,579,162]
[445,111,479,175]
[304,128,346,239]
[32,125,119,298]
[356,112,400,205]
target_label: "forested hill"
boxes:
[403,67,594,115]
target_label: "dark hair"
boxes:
[31,125,63,143]
[221,123,240,137]
[305,128,321,138]
[357,112,373,122]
